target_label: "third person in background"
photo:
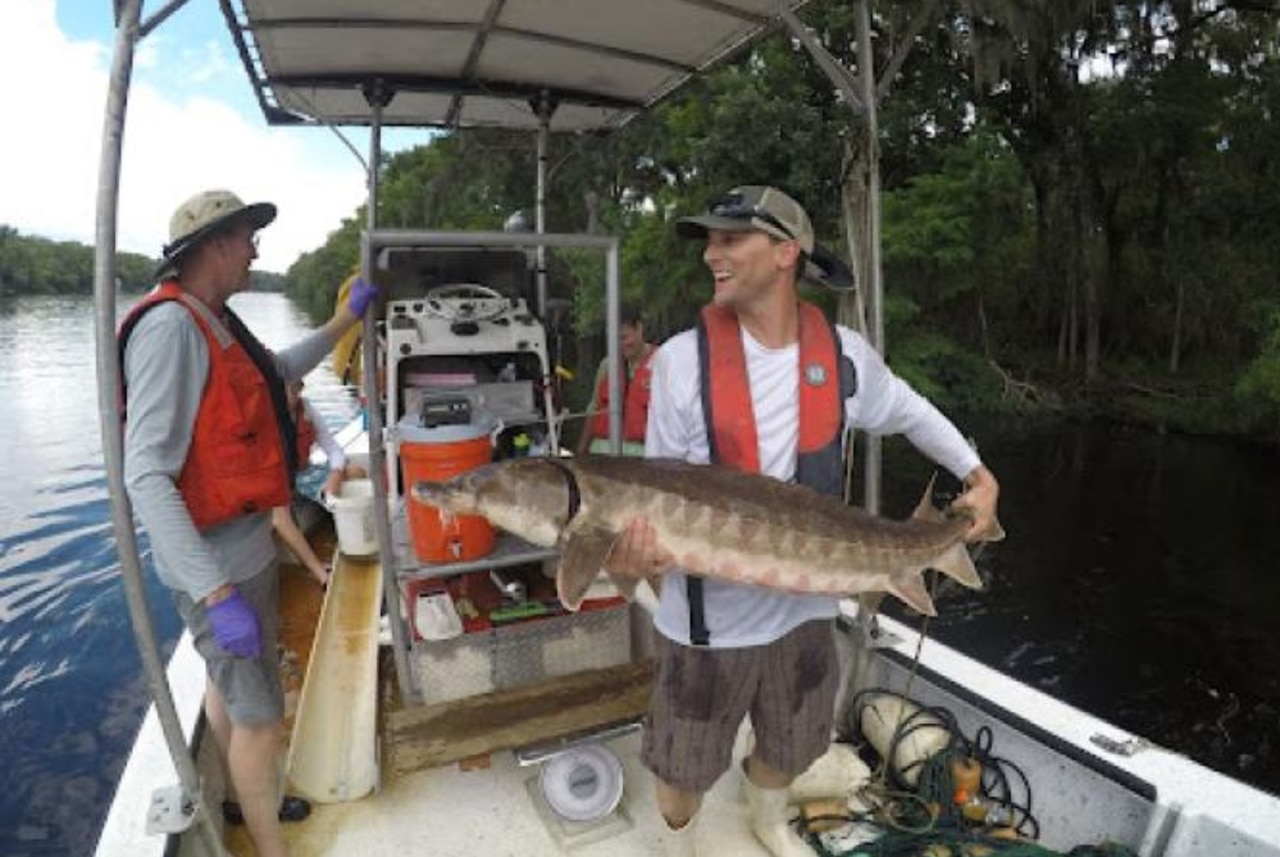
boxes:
[576,305,656,457]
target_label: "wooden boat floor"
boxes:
[383,659,654,775]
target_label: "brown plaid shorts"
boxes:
[640,619,839,793]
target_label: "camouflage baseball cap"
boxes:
[676,186,815,254]
[154,189,276,278]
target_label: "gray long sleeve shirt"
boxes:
[123,298,334,602]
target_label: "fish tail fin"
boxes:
[929,542,984,589]
[888,572,937,616]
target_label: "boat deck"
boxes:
[224,726,771,856]
[104,526,1280,857]
[212,539,775,857]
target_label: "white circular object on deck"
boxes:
[538,743,624,822]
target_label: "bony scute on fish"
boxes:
[410,456,1004,616]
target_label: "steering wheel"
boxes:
[422,283,510,323]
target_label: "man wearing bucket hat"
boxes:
[120,189,380,857]
[605,186,1001,857]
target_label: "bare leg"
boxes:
[744,754,792,789]
[655,776,704,829]
[655,777,703,856]
[228,720,289,857]
[205,683,233,798]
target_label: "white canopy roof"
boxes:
[225,0,814,131]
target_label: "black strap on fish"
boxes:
[690,305,856,647]
[543,458,582,526]
[691,325,718,646]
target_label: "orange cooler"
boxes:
[399,416,496,563]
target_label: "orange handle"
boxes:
[952,756,982,796]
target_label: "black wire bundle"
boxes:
[843,688,1041,837]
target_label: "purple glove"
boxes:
[347,277,379,318]
[206,589,262,658]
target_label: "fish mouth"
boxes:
[409,480,471,514]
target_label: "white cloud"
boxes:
[0,0,366,275]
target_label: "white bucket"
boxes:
[327,478,377,557]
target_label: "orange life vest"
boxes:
[119,282,293,530]
[294,401,317,469]
[690,300,856,644]
[697,301,852,494]
[588,346,655,444]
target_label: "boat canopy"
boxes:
[223,0,816,131]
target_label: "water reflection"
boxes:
[0,291,354,856]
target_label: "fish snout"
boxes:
[410,480,455,509]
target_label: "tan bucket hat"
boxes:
[154,189,276,278]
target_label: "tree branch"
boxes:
[876,0,944,103]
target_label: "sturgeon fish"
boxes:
[411,455,1003,616]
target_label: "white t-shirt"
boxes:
[645,322,982,648]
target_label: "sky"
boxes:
[0,0,431,274]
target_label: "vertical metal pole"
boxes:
[93,0,225,852]
[606,241,622,454]
[778,1,883,511]
[533,93,562,452]
[361,83,413,703]
[535,93,550,317]
[857,0,884,515]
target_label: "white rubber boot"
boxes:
[658,815,697,857]
[787,743,871,803]
[742,779,813,857]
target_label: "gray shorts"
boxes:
[174,562,283,725]
[640,619,839,793]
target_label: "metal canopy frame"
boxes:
[219,0,814,131]
[92,1,883,850]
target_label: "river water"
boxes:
[0,292,354,857]
[0,293,1277,855]
[877,415,1280,799]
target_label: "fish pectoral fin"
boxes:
[929,542,983,589]
[887,572,937,616]
[555,527,619,611]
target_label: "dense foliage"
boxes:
[281,1,1280,444]
[11,2,1280,442]
[0,226,156,296]
[0,224,286,296]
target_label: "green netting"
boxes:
[808,689,1143,857]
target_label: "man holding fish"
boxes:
[609,186,1000,857]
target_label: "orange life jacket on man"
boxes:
[689,300,856,644]
[588,345,656,443]
[118,282,294,531]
